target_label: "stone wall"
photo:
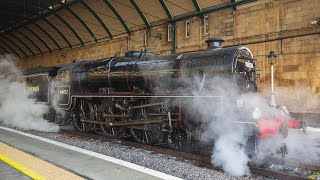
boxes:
[18,0,320,112]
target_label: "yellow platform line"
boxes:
[0,142,85,180]
[0,153,45,180]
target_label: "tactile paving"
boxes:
[0,142,85,180]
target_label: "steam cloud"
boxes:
[0,55,59,132]
[186,76,319,176]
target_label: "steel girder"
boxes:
[159,0,173,19]
[66,6,97,43]
[42,17,73,48]
[17,30,43,54]
[23,26,52,53]
[129,0,150,29]
[80,0,113,39]
[9,33,36,56]
[33,22,61,50]
[0,38,21,58]
[1,36,28,58]
[103,0,130,35]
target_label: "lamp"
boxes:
[268,51,277,65]
[155,33,162,40]
[268,51,277,107]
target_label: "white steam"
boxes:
[186,77,252,176]
[186,76,320,176]
[0,55,59,132]
[187,76,287,176]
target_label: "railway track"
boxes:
[267,157,320,171]
[59,129,316,180]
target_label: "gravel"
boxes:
[265,163,316,178]
[21,127,267,180]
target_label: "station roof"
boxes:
[0,0,255,59]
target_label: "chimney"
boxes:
[205,37,224,49]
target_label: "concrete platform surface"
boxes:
[0,126,181,180]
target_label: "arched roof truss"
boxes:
[0,0,256,59]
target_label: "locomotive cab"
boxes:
[23,66,60,104]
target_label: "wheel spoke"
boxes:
[100,105,123,138]
[73,100,92,132]
[130,102,159,145]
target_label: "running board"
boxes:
[80,119,162,127]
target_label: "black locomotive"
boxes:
[23,38,267,150]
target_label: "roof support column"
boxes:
[53,12,84,46]
[33,22,61,50]
[171,22,176,54]
[159,0,172,20]
[17,30,43,54]
[42,17,73,48]
[10,33,35,56]
[231,0,236,10]
[23,26,52,53]
[66,7,97,43]
[0,46,9,54]
[129,0,150,29]
[192,0,202,13]
[79,0,113,39]
[103,0,130,35]
[1,36,28,58]
[0,39,21,58]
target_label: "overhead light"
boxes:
[48,5,53,10]
[61,0,67,4]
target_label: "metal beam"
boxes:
[23,26,52,53]
[192,0,202,12]
[42,17,72,48]
[17,30,43,54]
[53,12,84,46]
[0,46,9,54]
[0,0,80,35]
[103,0,130,35]
[129,0,150,29]
[66,6,97,43]
[33,22,61,50]
[171,22,176,53]
[79,0,113,39]
[1,36,28,58]
[0,39,21,58]
[9,33,36,56]
[159,0,172,19]
[231,0,236,10]
[170,0,256,22]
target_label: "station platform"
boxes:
[0,126,181,180]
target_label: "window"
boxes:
[167,24,172,42]
[144,30,148,46]
[185,20,190,38]
[203,15,209,35]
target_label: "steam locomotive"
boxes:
[22,38,300,152]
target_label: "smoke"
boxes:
[265,86,320,113]
[185,76,290,176]
[284,129,319,163]
[0,55,59,132]
[50,78,66,117]
[186,75,320,176]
